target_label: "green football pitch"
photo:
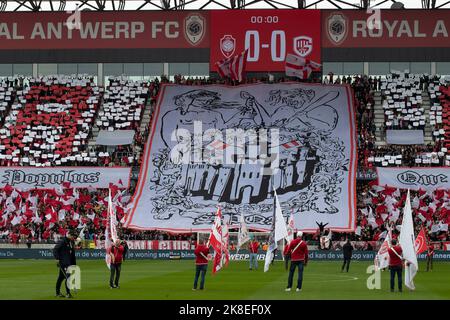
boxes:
[0,259,449,300]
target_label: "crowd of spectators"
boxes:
[350,181,450,242]
[356,72,449,169]
[0,73,449,247]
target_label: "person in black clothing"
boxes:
[121,240,129,261]
[316,221,329,236]
[26,235,32,249]
[341,239,354,272]
[53,232,77,298]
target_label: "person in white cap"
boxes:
[285,231,308,292]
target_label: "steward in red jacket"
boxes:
[193,240,209,290]
[387,239,403,292]
[286,232,308,292]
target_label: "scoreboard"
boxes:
[210,10,321,72]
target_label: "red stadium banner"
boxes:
[210,10,321,72]
[0,11,209,49]
[323,9,450,48]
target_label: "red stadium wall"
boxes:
[0,10,448,67]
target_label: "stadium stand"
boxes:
[0,75,101,166]
[0,80,16,129]
[0,74,449,245]
[381,72,427,131]
[96,77,150,131]
[356,182,450,242]
[429,80,450,165]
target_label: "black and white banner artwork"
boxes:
[126,83,357,232]
[0,166,131,189]
[377,167,450,190]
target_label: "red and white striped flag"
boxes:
[281,140,301,149]
[285,53,321,80]
[222,223,230,267]
[206,140,230,152]
[105,188,118,269]
[105,220,112,269]
[208,207,223,274]
[216,49,248,82]
[286,211,295,243]
[374,228,391,271]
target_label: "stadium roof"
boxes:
[1,0,449,12]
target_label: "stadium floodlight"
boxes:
[118,0,126,10]
[160,0,170,10]
[229,0,245,9]
[29,0,41,11]
[95,0,105,10]
[360,0,370,9]
[422,0,437,8]
[391,1,405,9]
[58,0,66,11]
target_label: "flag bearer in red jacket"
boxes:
[388,239,404,292]
[109,239,124,289]
[193,240,210,291]
[286,231,308,292]
[248,236,260,270]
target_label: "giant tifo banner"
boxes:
[0,11,209,49]
[125,83,357,232]
[323,10,450,48]
[0,167,131,189]
[377,167,450,191]
[210,10,321,72]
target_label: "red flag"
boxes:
[208,207,223,274]
[215,49,248,82]
[415,227,428,255]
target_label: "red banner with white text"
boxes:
[323,10,450,48]
[0,11,209,49]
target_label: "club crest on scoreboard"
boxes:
[293,36,313,57]
[184,14,206,46]
[326,13,348,45]
[220,34,236,58]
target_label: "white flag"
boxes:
[374,229,391,271]
[105,188,118,270]
[105,223,111,270]
[264,190,288,272]
[237,212,250,253]
[399,190,418,290]
[109,189,118,243]
[285,54,321,79]
[286,212,295,243]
